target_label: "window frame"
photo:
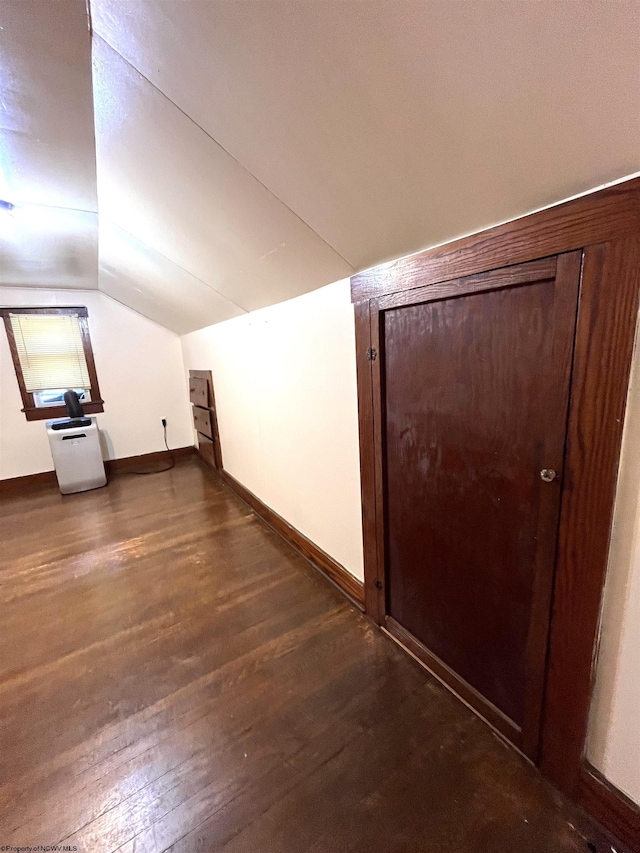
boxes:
[1,306,104,421]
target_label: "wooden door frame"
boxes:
[351,176,640,846]
[371,253,582,762]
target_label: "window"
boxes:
[1,307,103,421]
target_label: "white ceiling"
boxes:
[0,0,97,290]
[92,36,351,316]
[1,0,640,333]
[98,220,244,335]
[90,0,640,270]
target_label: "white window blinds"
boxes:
[9,313,91,392]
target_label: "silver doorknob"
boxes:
[540,468,557,482]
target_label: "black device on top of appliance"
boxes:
[50,418,92,430]
[64,390,85,418]
[49,390,90,430]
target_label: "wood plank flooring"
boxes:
[0,456,624,852]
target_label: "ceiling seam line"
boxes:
[4,200,97,216]
[92,33,356,272]
[100,220,249,314]
[95,289,191,335]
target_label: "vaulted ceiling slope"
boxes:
[2,1,640,333]
[0,0,97,291]
[92,34,351,328]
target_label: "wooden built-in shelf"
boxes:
[189,369,222,470]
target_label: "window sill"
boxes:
[22,401,105,422]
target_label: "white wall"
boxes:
[181,269,640,803]
[180,279,364,581]
[587,311,640,805]
[0,288,193,480]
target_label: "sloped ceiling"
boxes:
[0,0,97,290]
[2,0,640,333]
[92,36,351,321]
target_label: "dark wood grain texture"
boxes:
[541,235,640,793]
[78,310,104,418]
[189,376,209,408]
[578,766,640,851]
[369,305,387,623]
[353,300,382,621]
[521,251,583,760]
[19,400,106,422]
[215,465,365,609]
[0,469,58,496]
[192,405,213,440]
[0,456,627,853]
[351,177,640,303]
[105,446,195,476]
[351,177,640,840]
[381,258,579,756]
[196,433,216,468]
[375,255,557,310]
[0,448,195,497]
[385,615,521,747]
[189,369,222,469]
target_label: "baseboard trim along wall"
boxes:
[106,446,194,475]
[577,765,640,851]
[0,469,59,496]
[213,465,365,610]
[1,445,365,613]
[0,446,196,496]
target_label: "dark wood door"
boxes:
[379,253,581,758]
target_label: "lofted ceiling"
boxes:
[0,0,97,291]
[1,0,639,333]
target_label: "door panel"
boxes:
[382,254,580,755]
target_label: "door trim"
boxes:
[385,615,522,749]
[521,251,582,760]
[351,177,640,844]
[370,253,581,761]
[374,255,558,310]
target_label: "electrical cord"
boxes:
[131,422,175,475]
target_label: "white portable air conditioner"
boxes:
[46,417,107,494]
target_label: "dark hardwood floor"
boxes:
[0,456,623,852]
